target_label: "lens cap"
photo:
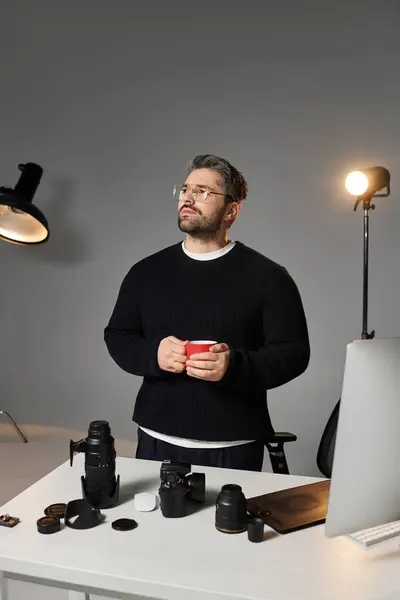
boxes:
[44,503,67,519]
[111,518,138,531]
[37,515,61,534]
[247,517,265,543]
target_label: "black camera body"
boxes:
[158,460,205,518]
[70,420,120,509]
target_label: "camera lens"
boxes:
[215,484,248,534]
[88,420,111,439]
[188,473,206,503]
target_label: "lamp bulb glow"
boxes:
[345,171,369,196]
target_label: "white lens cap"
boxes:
[134,492,157,512]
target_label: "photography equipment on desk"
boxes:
[215,484,248,534]
[134,492,157,512]
[247,517,265,543]
[1,161,50,444]
[111,518,138,531]
[317,166,392,478]
[36,505,66,534]
[158,460,205,518]
[70,420,120,509]
[64,499,103,530]
[37,515,61,535]
[215,484,265,543]
[44,503,67,518]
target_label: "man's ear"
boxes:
[224,203,240,230]
[226,201,241,221]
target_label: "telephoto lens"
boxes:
[215,484,248,534]
[70,420,120,509]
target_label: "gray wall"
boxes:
[1,0,399,476]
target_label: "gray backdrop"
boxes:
[1,0,399,476]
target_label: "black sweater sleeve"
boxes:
[104,267,166,378]
[217,265,310,391]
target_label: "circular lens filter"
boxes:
[37,515,61,534]
[44,503,67,518]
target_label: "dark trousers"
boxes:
[135,428,264,472]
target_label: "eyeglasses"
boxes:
[173,183,227,203]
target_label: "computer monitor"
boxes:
[325,337,400,538]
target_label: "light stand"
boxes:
[352,167,391,340]
[0,162,50,443]
[354,196,375,340]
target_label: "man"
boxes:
[104,154,310,471]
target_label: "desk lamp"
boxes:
[0,162,50,442]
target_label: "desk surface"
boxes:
[0,456,399,600]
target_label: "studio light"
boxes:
[317,164,394,475]
[344,165,392,340]
[0,162,49,245]
[0,161,50,444]
[345,166,390,202]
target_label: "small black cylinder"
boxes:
[247,517,265,543]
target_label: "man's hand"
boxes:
[186,343,230,382]
[157,336,188,373]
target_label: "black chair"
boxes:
[316,399,340,478]
[267,397,340,477]
[265,431,297,474]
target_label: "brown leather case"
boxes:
[246,479,331,534]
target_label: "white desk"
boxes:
[0,456,399,600]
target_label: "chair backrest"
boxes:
[316,399,340,478]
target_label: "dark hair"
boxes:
[187,154,248,203]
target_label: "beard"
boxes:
[178,206,226,236]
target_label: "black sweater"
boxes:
[104,241,310,441]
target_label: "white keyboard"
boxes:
[348,520,400,548]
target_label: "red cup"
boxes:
[186,340,217,358]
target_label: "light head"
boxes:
[345,166,391,211]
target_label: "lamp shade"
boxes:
[0,163,49,245]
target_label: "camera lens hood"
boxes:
[65,499,102,530]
